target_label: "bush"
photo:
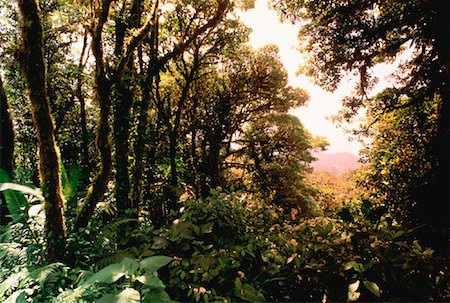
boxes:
[148,191,449,302]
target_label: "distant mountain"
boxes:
[311,151,362,175]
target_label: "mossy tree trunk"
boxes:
[114,0,142,220]
[18,0,66,262]
[75,1,113,227]
[0,77,14,225]
[76,0,154,228]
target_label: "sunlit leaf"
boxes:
[139,256,172,274]
[363,280,380,298]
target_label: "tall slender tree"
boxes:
[0,76,14,225]
[17,0,66,261]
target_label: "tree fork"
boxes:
[18,0,67,261]
[75,0,113,228]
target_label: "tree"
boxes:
[127,0,232,221]
[356,90,439,233]
[17,0,66,261]
[152,15,247,214]
[237,113,327,213]
[188,45,307,195]
[272,0,449,253]
[0,76,14,225]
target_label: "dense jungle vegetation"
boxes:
[0,0,448,301]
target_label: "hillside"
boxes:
[311,151,361,175]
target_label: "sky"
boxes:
[238,0,399,154]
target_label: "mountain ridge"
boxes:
[311,151,362,175]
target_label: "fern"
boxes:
[53,284,92,303]
[98,218,138,248]
[28,262,65,287]
[0,269,28,298]
[0,243,27,261]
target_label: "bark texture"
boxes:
[0,77,14,225]
[18,0,66,261]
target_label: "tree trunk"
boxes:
[114,82,133,217]
[427,0,450,254]
[76,29,90,173]
[413,0,450,255]
[75,0,113,228]
[209,132,221,190]
[114,0,141,219]
[75,73,112,229]
[18,0,66,262]
[78,78,89,171]
[191,109,198,197]
[167,128,178,212]
[0,77,14,225]
[131,79,152,212]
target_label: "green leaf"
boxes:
[121,257,139,275]
[97,289,140,303]
[233,282,265,303]
[234,277,242,289]
[96,294,117,303]
[139,256,172,274]
[0,170,32,223]
[60,161,80,201]
[142,290,174,303]
[83,263,125,285]
[136,275,165,289]
[344,261,364,273]
[117,288,141,303]
[200,222,214,234]
[0,183,44,201]
[363,280,380,298]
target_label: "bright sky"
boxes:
[238,0,399,154]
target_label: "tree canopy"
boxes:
[0,0,447,302]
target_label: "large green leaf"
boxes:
[97,288,141,303]
[96,294,116,303]
[83,263,125,285]
[121,257,139,275]
[60,161,80,201]
[117,288,141,303]
[139,256,172,274]
[136,275,165,289]
[143,290,174,303]
[0,183,43,201]
[0,169,31,223]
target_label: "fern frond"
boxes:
[0,243,27,261]
[74,269,94,285]
[0,270,28,298]
[28,262,65,287]
[101,218,137,236]
[53,284,90,303]
[98,218,138,247]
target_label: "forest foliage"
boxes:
[0,0,448,302]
